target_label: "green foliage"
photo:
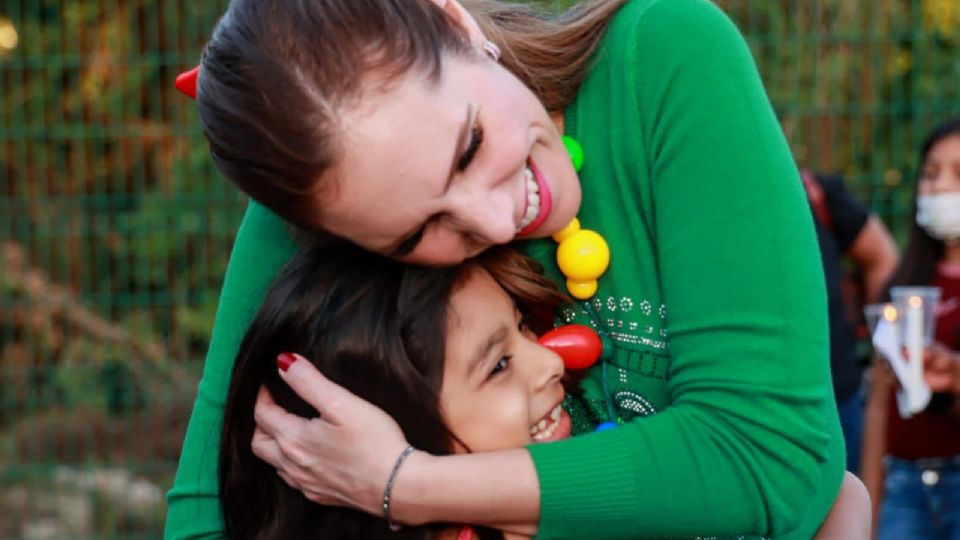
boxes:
[720,0,960,242]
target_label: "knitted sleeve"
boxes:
[164,202,296,539]
[527,1,844,538]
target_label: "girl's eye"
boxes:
[490,355,511,377]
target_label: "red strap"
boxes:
[800,170,834,231]
[457,525,475,540]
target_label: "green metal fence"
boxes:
[0,1,958,538]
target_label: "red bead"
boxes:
[538,324,603,370]
[175,66,200,100]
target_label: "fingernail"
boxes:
[277,352,298,372]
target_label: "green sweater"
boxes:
[164,0,843,538]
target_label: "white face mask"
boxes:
[917,192,960,243]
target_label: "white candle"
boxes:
[883,304,899,345]
[905,295,925,410]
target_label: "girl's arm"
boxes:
[860,359,892,537]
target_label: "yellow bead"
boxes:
[567,279,598,299]
[552,218,580,243]
[556,230,610,280]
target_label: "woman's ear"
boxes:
[427,0,489,47]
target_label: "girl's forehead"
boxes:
[447,268,513,322]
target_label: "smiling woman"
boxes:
[319,54,580,263]
[167,0,848,538]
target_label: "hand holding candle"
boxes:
[889,286,941,415]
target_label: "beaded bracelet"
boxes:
[382,445,416,531]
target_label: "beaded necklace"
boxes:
[537,136,620,426]
[552,136,611,300]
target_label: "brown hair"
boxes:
[464,0,627,113]
[219,244,565,539]
[197,0,625,231]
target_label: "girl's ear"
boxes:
[427,0,490,48]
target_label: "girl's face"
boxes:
[439,268,572,451]
[316,55,582,266]
[919,134,960,195]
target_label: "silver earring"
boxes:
[482,40,501,62]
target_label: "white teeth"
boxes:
[530,405,563,441]
[517,165,541,232]
[525,168,538,193]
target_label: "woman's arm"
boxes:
[530,0,842,536]
[164,202,297,539]
[251,357,542,533]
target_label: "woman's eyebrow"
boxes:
[467,324,508,377]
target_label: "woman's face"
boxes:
[919,134,960,195]
[439,268,572,451]
[316,55,582,265]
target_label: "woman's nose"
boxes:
[450,188,517,244]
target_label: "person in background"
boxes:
[802,170,899,475]
[861,117,960,540]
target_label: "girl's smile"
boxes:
[439,266,571,450]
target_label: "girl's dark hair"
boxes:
[885,118,960,293]
[197,0,625,230]
[219,244,565,540]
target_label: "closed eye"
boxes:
[456,123,483,171]
[393,226,425,258]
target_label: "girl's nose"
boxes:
[527,344,564,392]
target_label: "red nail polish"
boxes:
[277,352,297,372]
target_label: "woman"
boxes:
[861,118,960,540]
[166,0,845,538]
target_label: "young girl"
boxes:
[220,244,575,539]
[861,118,960,540]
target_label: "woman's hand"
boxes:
[923,343,960,395]
[251,353,411,514]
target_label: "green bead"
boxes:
[562,135,584,172]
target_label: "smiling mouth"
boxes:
[529,403,570,442]
[518,164,541,231]
[517,159,552,236]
